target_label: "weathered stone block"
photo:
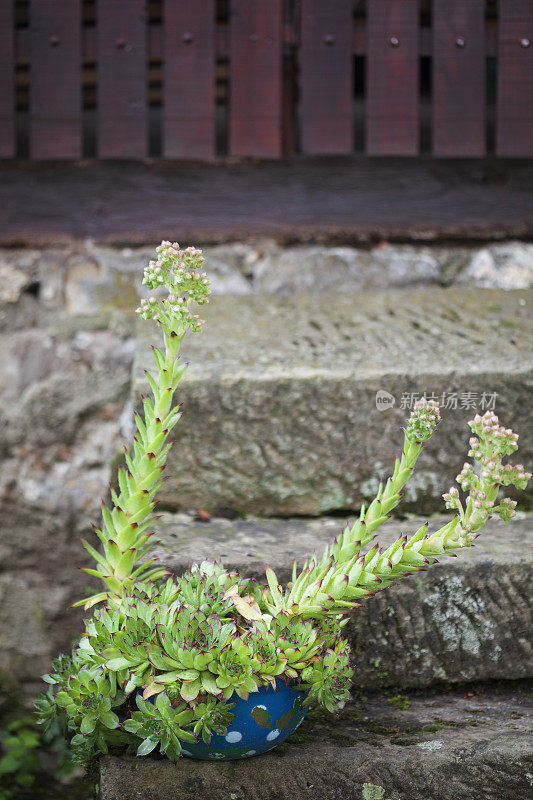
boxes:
[99,684,533,800]
[152,512,533,689]
[133,287,533,516]
[456,242,533,290]
[0,572,51,689]
[253,244,442,295]
[0,321,135,689]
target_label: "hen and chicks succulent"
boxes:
[36,242,530,767]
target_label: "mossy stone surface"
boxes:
[99,683,533,800]
[133,287,532,516]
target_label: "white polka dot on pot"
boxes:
[225,731,243,743]
[266,729,280,741]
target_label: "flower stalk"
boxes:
[263,402,530,620]
[76,243,210,609]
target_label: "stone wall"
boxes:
[1,240,532,693]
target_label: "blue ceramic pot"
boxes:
[183,682,308,760]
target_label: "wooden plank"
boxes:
[13,22,501,62]
[3,160,533,245]
[0,0,15,157]
[229,0,283,158]
[163,0,215,158]
[98,0,148,158]
[366,0,419,155]
[497,0,533,156]
[432,0,485,157]
[300,0,353,155]
[29,0,82,159]
[281,0,299,155]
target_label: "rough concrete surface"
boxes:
[152,512,533,689]
[133,287,533,515]
[99,683,533,800]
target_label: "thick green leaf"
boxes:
[99,711,119,729]
[137,738,159,757]
[200,672,220,695]
[54,692,71,708]
[180,679,201,702]
[123,719,141,734]
[81,539,109,570]
[80,716,96,735]
[106,656,133,671]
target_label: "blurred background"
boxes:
[0,0,532,775]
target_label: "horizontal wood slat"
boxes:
[163,0,215,159]
[97,0,148,158]
[29,0,82,159]
[366,0,419,155]
[13,21,498,61]
[496,0,533,156]
[229,0,283,157]
[432,0,485,157]
[300,0,353,155]
[0,0,15,158]
[13,21,500,61]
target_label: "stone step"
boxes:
[151,513,533,690]
[132,286,533,517]
[99,682,533,800]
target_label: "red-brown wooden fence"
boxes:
[1,0,532,159]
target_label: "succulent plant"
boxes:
[147,607,235,701]
[175,561,247,621]
[34,689,62,736]
[300,640,353,713]
[54,667,123,736]
[35,242,531,770]
[245,621,287,683]
[123,693,196,760]
[211,638,260,700]
[192,699,237,744]
[272,615,324,679]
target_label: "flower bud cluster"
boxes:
[456,462,477,491]
[443,410,530,528]
[406,398,440,442]
[137,295,206,332]
[137,241,211,333]
[469,486,493,510]
[467,411,530,489]
[137,296,159,320]
[468,411,519,458]
[494,496,518,522]
[442,485,460,510]
[498,462,530,490]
